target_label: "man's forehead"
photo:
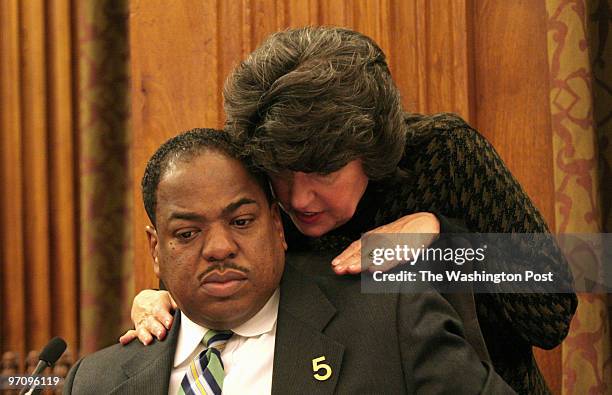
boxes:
[164,197,260,221]
[156,153,266,220]
[160,151,251,189]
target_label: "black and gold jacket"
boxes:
[283,112,577,395]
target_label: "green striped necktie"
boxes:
[178,329,233,395]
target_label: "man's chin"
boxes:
[187,303,256,330]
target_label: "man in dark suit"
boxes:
[64,129,514,394]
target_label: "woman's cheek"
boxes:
[270,179,289,203]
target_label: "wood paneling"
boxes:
[411,0,473,117]
[130,0,222,291]
[470,1,560,392]
[472,0,555,227]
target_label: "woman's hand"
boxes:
[331,212,440,274]
[119,290,178,345]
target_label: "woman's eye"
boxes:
[311,174,335,185]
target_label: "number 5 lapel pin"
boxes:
[312,356,332,381]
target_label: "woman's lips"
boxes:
[294,211,323,224]
[201,270,247,298]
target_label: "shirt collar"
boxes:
[173,288,280,368]
[232,288,279,337]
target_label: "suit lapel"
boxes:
[272,265,345,395]
[110,312,182,395]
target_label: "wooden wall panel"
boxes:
[472,0,555,226]
[317,0,352,26]
[250,0,281,47]
[218,1,246,122]
[321,0,473,119]
[131,0,222,290]
[387,1,420,112]
[282,0,319,27]
[412,0,472,118]
[352,0,387,46]
[471,1,559,392]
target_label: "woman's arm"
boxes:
[118,289,177,345]
[332,113,577,348]
[445,121,576,347]
[331,212,440,274]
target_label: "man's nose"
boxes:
[289,172,315,210]
[202,224,237,262]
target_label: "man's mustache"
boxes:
[199,261,250,279]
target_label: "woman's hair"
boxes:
[223,26,406,180]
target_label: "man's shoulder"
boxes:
[75,340,145,370]
[311,269,397,311]
[282,261,482,347]
[63,342,139,394]
[64,319,179,395]
[282,261,442,325]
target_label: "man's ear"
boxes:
[270,203,287,251]
[145,225,161,277]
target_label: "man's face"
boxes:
[146,151,287,329]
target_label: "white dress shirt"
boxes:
[168,289,279,395]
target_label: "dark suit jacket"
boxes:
[64,263,515,394]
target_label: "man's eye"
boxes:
[177,230,197,240]
[232,218,253,228]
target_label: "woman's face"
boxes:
[269,159,369,237]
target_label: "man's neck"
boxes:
[181,288,280,335]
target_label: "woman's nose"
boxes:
[289,172,315,211]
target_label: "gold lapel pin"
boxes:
[312,356,332,381]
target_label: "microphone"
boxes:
[18,337,67,395]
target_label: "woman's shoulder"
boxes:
[404,112,470,132]
[402,112,491,158]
